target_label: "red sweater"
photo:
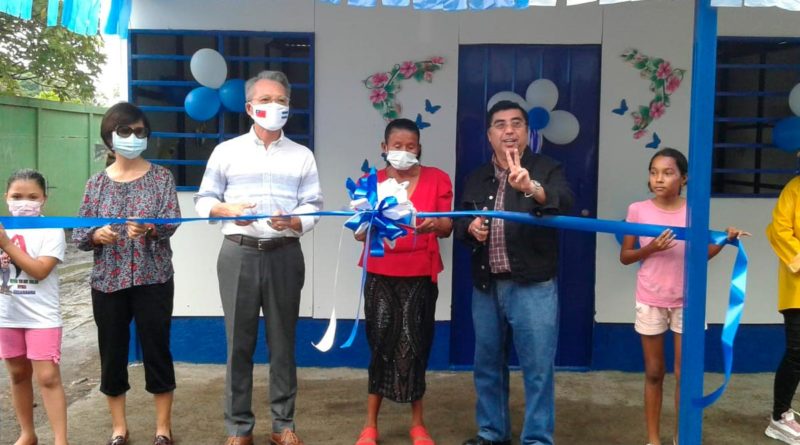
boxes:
[359,166,453,282]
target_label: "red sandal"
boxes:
[355,426,378,445]
[409,425,435,445]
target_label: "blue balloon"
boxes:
[184,87,221,121]
[773,117,800,152]
[528,106,550,130]
[219,79,246,113]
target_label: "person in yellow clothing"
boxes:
[766,176,800,445]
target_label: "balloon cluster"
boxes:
[773,83,800,153]
[486,79,580,148]
[184,49,247,122]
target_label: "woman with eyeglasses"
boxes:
[73,102,180,445]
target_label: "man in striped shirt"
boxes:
[195,70,323,445]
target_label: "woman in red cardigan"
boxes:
[353,118,453,445]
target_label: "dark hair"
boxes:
[6,168,47,196]
[100,102,151,150]
[648,147,688,193]
[384,118,420,143]
[486,100,529,129]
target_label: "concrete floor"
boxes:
[0,361,791,445]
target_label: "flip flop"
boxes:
[355,426,378,445]
[409,425,435,445]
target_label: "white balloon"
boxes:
[190,48,227,89]
[541,110,580,145]
[790,83,800,117]
[525,78,559,111]
[486,91,528,111]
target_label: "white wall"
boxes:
[131,0,800,324]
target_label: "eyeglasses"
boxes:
[491,120,526,131]
[250,95,291,106]
[115,126,149,139]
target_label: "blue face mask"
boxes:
[112,133,148,159]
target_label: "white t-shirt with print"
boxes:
[0,228,66,328]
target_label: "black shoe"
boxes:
[461,436,512,445]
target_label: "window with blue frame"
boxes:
[128,30,314,191]
[713,38,800,197]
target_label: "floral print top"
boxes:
[73,165,181,293]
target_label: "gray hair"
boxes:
[245,70,291,101]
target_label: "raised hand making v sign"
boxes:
[506,147,546,204]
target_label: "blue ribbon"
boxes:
[46,0,59,26]
[0,209,746,407]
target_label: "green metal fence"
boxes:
[0,95,107,217]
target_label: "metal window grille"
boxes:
[713,37,800,197]
[127,30,315,190]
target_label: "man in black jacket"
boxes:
[455,100,573,445]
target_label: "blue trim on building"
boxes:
[165,317,452,370]
[155,319,783,374]
[591,323,783,374]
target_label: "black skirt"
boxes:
[364,273,438,403]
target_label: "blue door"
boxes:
[451,45,601,368]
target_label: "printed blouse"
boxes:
[73,164,180,293]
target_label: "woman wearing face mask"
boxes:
[72,102,180,445]
[353,118,453,445]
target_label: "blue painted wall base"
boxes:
[592,323,783,373]
[155,317,453,370]
[131,318,783,374]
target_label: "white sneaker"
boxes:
[766,410,800,444]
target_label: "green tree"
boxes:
[0,0,106,103]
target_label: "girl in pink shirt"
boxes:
[619,148,745,445]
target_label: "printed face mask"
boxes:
[384,150,419,170]
[7,200,42,217]
[251,103,290,131]
[112,133,148,159]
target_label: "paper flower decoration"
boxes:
[486,78,580,152]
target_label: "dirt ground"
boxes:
[0,246,792,445]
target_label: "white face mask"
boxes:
[384,150,419,171]
[7,200,42,217]
[251,103,289,131]
[112,133,148,159]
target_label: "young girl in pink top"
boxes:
[619,148,746,445]
[0,169,68,445]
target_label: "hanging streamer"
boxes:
[104,0,131,38]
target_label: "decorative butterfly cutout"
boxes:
[425,99,441,114]
[415,113,431,130]
[646,132,661,149]
[612,99,628,116]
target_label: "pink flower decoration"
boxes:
[431,56,445,65]
[424,71,433,83]
[399,61,418,79]
[665,75,682,94]
[650,101,666,119]
[371,72,389,87]
[370,88,388,104]
[656,62,672,80]
[633,113,644,127]
[634,130,648,140]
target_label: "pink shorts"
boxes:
[0,327,62,363]
[634,302,683,335]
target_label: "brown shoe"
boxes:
[270,429,304,445]
[224,436,253,445]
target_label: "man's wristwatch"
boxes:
[524,180,543,198]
